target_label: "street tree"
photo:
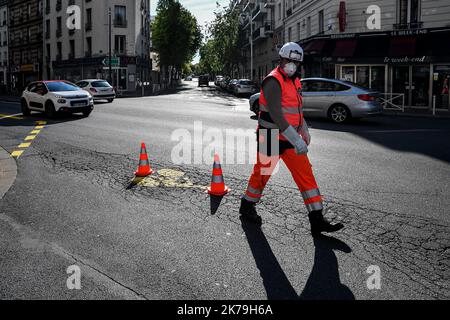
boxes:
[152,0,202,86]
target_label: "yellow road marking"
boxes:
[30,130,41,134]
[18,143,31,148]
[0,113,23,120]
[11,150,24,158]
[36,121,47,125]
[35,125,45,129]
[25,135,36,141]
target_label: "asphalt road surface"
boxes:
[0,81,449,300]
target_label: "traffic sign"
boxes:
[103,57,120,67]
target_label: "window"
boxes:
[318,10,324,34]
[86,37,92,56]
[302,80,336,92]
[114,6,127,27]
[306,16,311,37]
[278,3,281,20]
[297,23,300,40]
[398,0,421,26]
[114,35,126,54]
[57,42,62,60]
[86,8,92,29]
[69,40,75,59]
[288,27,291,42]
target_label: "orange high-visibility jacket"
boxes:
[258,66,304,141]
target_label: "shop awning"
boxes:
[303,40,326,55]
[332,40,357,57]
[389,37,416,56]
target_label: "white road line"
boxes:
[363,129,449,133]
[0,113,22,120]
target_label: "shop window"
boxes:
[371,66,385,93]
[433,65,450,109]
[356,66,369,89]
[341,66,355,82]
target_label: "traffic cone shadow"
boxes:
[206,154,230,215]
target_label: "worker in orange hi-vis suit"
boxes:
[240,42,344,236]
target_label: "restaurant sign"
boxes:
[384,56,429,64]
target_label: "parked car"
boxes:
[185,75,193,81]
[76,79,115,103]
[233,79,257,96]
[249,78,383,123]
[215,76,224,86]
[21,80,94,118]
[227,79,238,92]
[220,78,230,90]
[198,75,209,87]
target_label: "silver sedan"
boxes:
[249,78,383,123]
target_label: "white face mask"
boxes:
[283,62,297,77]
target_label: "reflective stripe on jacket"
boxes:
[258,66,303,140]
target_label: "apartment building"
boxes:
[238,0,283,82]
[0,0,8,92]
[44,0,151,94]
[240,0,450,110]
[8,0,43,92]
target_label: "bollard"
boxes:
[432,95,436,116]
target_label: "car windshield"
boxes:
[91,81,111,88]
[46,81,80,92]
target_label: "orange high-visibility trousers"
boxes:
[243,149,323,213]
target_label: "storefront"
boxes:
[52,55,148,94]
[301,27,450,111]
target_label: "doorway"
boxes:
[392,65,430,108]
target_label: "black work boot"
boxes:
[308,210,344,236]
[239,198,262,225]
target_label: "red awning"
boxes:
[303,40,326,54]
[332,40,357,57]
[389,37,416,56]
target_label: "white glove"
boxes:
[300,120,311,146]
[282,126,308,155]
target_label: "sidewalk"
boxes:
[0,95,20,103]
[383,107,450,119]
[0,146,17,200]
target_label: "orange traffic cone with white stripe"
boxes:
[135,142,153,177]
[207,154,230,196]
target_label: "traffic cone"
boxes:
[207,154,230,196]
[135,142,153,177]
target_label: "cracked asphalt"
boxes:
[0,81,449,300]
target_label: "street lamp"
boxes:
[239,11,253,81]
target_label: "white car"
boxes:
[76,79,116,103]
[21,80,94,118]
[233,79,257,96]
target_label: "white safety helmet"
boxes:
[279,42,304,62]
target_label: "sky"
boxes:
[150,0,230,63]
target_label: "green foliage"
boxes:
[198,1,246,76]
[152,0,202,68]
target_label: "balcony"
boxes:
[252,27,268,41]
[85,22,92,31]
[114,19,128,28]
[263,22,274,35]
[56,29,62,38]
[393,21,424,30]
[252,3,267,21]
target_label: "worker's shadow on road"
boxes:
[240,218,354,300]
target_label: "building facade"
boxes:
[0,0,8,92]
[239,0,450,110]
[44,0,151,94]
[8,0,43,93]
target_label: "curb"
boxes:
[382,111,450,120]
[0,146,17,200]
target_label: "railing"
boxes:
[114,19,127,28]
[379,93,405,112]
[85,22,92,31]
[393,21,423,30]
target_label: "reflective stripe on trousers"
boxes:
[243,149,323,212]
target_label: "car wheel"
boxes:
[82,109,92,117]
[107,99,114,103]
[45,101,56,119]
[328,104,351,123]
[21,99,31,116]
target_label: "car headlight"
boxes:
[57,99,67,103]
